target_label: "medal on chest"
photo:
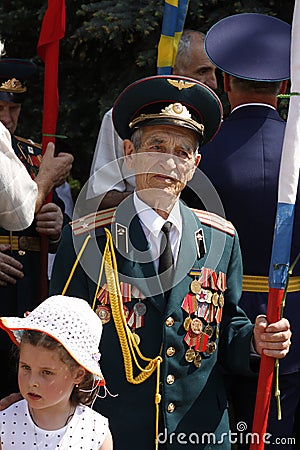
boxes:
[95,282,147,345]
[181,267,226,368]
[15,139,42,179]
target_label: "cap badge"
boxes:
[129,101,204,136]
[0,77,26,93]
[167,79,195,90]
[161,103,191,119]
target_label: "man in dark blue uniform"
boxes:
[50,75,291,450]
[199,13,298,449]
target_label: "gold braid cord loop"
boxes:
[61,227,162,446]
[103,228,162,385]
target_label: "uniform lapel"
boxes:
[111,197,205,315]
[165,204,204,315]
[173,203,202,284]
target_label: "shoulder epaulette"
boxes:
[192,209,235,237]
[70,207,117,236]
[14,135,42,150]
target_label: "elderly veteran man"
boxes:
[50,75,291,450]
[86,29,218,209]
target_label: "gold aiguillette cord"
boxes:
[103,228,162,449]
[61,229,162,448]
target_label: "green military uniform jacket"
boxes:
[50,196,254,450]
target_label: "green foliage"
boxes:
[0,0,295,193]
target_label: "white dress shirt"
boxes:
[133,191,182,270]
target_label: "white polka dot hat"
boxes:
[0,295,103,378]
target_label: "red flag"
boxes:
[37,0,66,300]
[251,289,284,449]
[38,0,66,148]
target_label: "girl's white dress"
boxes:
[0,399,109,449]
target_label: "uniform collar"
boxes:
[133,190,182,238]
[231,103,276,113]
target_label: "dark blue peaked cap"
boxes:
[205,13,291,81]
[0,58,37,102]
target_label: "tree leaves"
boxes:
[0,0,294,189]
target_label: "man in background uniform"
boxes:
[199,13,298,449]
[0,43,73,230]
[0,57,71,398]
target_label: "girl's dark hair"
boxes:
[19,330,99,406]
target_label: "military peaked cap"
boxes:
[112,75,223,145]
[0,58,37,103]
[205,13,291,81]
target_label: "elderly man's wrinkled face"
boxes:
[0,99,21,134]
[124,125,201,204]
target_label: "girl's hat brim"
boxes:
[0,295,103,378]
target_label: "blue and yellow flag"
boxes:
[157,0,190,75]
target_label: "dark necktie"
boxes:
[158,221,174,294]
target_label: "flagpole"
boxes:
[37,0,66,301]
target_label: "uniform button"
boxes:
[166,346,175,357]
[166,374,175,385]
[165,317,174,327]
[167,402,175,413]
[18,251,26,256]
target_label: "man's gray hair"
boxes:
[131,128,143,150]
[175,30,205,70]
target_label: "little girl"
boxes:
[0,295,113,449]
